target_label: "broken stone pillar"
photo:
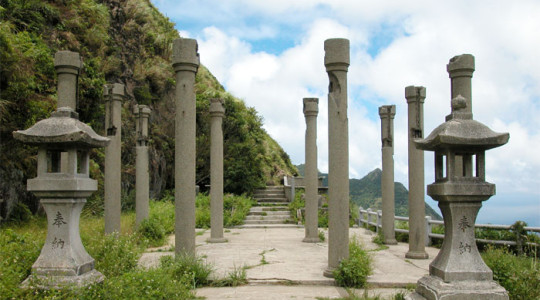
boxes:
[14,51,108,288]
[405,86,429,259]
[208,98,227,243]
[172,38,199,255]
[104,83,125,234]
[303,97,320,243]
[323,38,350,277]
[409,54,509,300]
[134,104,151,227]
[379,105,397,245]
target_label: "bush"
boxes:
[482,246,539,299]
[138,216,166,247]
[149,200,175,234]
[85,232,141,278]
[334,237,372,288]
[160,253,213,288]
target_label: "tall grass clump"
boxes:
[160,253,214,288]
[334,236,373,288]
[482,246,539,299]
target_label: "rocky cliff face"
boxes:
[0,0,297,220]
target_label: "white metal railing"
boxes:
[358,207,540,247]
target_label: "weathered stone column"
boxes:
[14,51,108,288]
[323,38,350,277]
[303,97,320,243]
[208,98,227,243]
[55,51,80,110]
[104,83,124,234]
[172,38,199,255]
[409,54,509,300]
[379,105,397,245]
[134,104,151,227]
[404,86,429,259]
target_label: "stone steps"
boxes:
[243,186,293,227]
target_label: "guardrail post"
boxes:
[367,208,372,229]
[376,210,382,234]
[358,207,363,227]
[425,216,432,246]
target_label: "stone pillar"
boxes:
[303,97,320,243]
[379,105,397,245]
[208,98,227,243]
[447,54,474,118]
[323,38,350,277]
[14,51,109,288]
[104,83,124,234]
[172,38,199,255]
[54,51,81,110]
[409,54,509,300]
[134,104,151,227]
[404,86,429,259]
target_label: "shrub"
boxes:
[149,199,175,234]
[334,237,372,288]
[138,216,166,247]
[160,253,213,288]
[482,246,539,299]
[85,232,141,277]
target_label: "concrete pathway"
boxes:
[139,227,440,299]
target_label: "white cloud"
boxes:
[153,0,540,225]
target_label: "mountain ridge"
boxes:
[296,164,442,220]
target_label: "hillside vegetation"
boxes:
[0,0,297,220]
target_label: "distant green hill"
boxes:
[296,165,442,220]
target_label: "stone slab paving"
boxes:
[139,227,440,299]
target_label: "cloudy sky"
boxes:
[152,0,540,226]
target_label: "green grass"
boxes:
[0,196,254,298]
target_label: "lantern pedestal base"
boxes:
[21,269,104,289]
[407,275,508,300]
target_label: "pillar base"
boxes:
[406,250,429,259]
[207,237,228,243]
[302,237,320,243]
[406,275,508,300]
[21,269,104,289]
[384,238,398,245]
[323,267,335,278]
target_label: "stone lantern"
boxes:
[409,54,509,299]
[13,51,109,288]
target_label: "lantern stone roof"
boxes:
[415,118,509,151]
[415,95,509,151]
[13,107,109,148]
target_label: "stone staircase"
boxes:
[241,186,299,228]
